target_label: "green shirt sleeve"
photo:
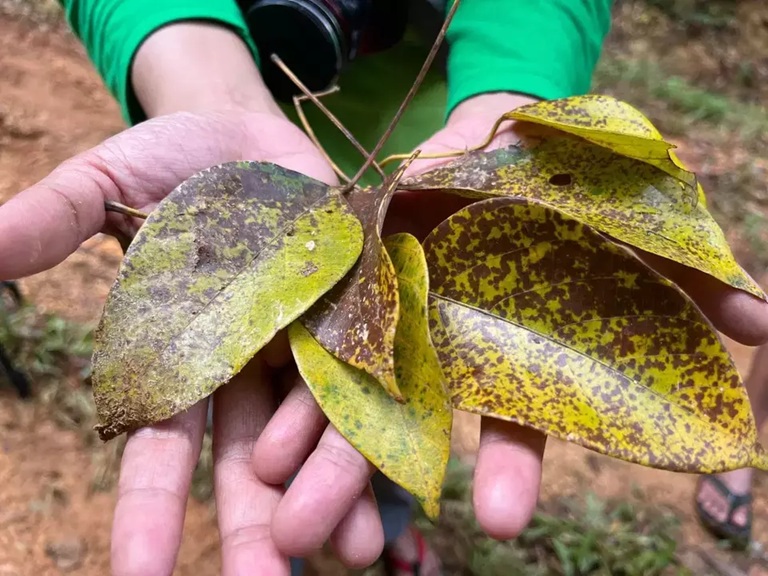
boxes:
[60,0,259,125]
[445,0,613,116]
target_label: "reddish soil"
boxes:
[1,7,767,576]
[0,15,225,576]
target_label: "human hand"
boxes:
[381,91,768,541]
[250,91,768,565]
[0,104,378,573]
[0,20,410,576]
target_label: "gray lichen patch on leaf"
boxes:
[424,197,768,473]
[92,161,363,440]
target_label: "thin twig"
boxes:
[292,86,351,182]
[344,0,462,191]
[270,54,384,179]
[379,149,462,169]
[104,200,148,220]
[387,149,421,191]
[378,109,511,168]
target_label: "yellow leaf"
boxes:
[425,197,768,473]
[403,136,764,300]
[291,233,451,518]
[506,95,702,204]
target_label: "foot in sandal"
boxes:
[695,469,753,549]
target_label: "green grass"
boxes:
[0,301,98,430]
[0,302,93,383]
[413,459,689,576]
[640,0,736,30]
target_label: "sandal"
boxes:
[695,474,753,550]
[382,526,440,576]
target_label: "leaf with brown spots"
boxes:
[425,197,768,473]
[302,173,404,400]
[290,233,451,518]
[91,161,364,441]
[504,95,701,203]
[402,135,764,300]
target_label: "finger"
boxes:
[213,360,290,576]
[329,482,384,568]
[252,374,328,485]
[637,250,768,345]
[111,399,207,576]
[272,425,376,557]
[0,162,115,279]
[473,418,546,540]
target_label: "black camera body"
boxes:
[238,0,416,102]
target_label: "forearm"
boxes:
[60,0,263,125]
[131,22,283,119]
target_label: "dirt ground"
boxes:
[1,4,768,575]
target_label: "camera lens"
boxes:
[245,0,346,101]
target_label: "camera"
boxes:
[239,0,410,102]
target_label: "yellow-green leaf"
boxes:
[291,233,451,518]
[402,137,763,300]
[425,197,768,473]
[92,161,364,441]
[505,95,702,204]
[303,178,403,400]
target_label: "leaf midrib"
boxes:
[430,293,735,433]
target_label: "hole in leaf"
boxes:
[549,173,573,186]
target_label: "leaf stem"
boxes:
[343,0,462,191]
[104,200,148,220]
[270,54,384,180]
[292,86,351,183]
[379,112,512,169]
[386,150,422,192]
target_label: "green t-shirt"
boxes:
[60,0,613,185]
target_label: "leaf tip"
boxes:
[375,366,405,403]
[94,421,123,443]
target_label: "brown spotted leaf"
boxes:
[290,233,451,518]
[402,136,763,300]
[92,161,364,441]
[425,197,768,473]
[504,95,700,202]
[302,174,403,400]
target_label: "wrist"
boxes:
[131,22,284,119]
